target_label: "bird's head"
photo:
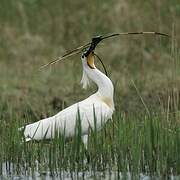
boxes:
[81,35,103,69]
[80,35,106,89]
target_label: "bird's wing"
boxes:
[23,95,113,141]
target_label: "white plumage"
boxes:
[23,52,114,146]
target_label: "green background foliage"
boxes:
[0,0,179,115]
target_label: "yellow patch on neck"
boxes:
[87,52,96,69]
[97,95,114,110]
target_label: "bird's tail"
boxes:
[18,126,24,131]
[18,126,32,142]
[24,137,32,142]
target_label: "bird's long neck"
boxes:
[84,66,114,110]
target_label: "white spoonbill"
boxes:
[22,32,169,146]
[22,36,114,146]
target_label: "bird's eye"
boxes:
[81,54,85,58]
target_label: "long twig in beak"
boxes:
[39,31,170,69]
[39,42,91,69]
[94,53,108,76]
[101,31,170,40]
